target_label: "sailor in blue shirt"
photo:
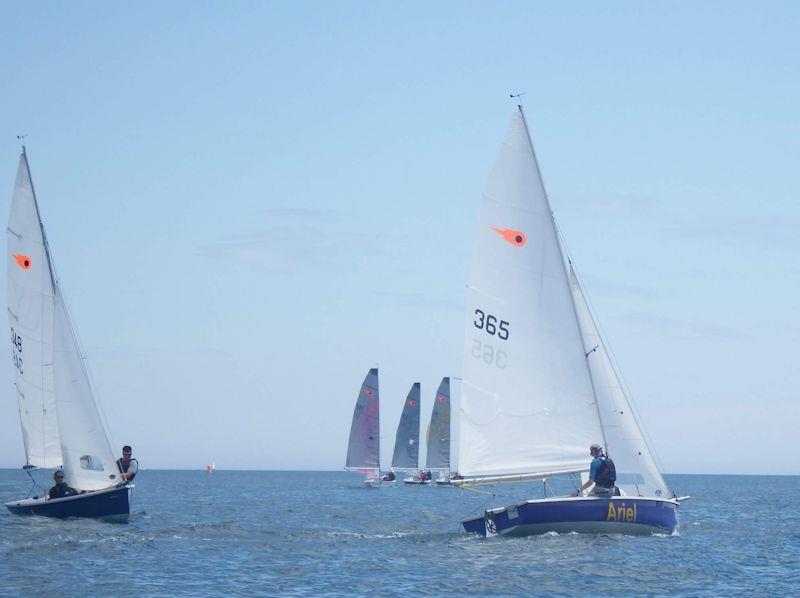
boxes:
[570,443,616,497]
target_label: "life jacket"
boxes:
[49,482,78,499]
[117,457,138,482]
[594,455,616,488]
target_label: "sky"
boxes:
[0,2,797,475]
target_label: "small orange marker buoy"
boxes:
[491,228,526,247]
[13,254,31,270]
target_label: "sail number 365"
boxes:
[473,309,509,340]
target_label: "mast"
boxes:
[516,105,609,454]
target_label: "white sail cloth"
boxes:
[458,110,604,478]
[568,267,670,497]
[53,294,119,490]
[7,153,61,468]
[7,150,119,490]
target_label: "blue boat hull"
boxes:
[462,496,678,537]
[5,485,131,521]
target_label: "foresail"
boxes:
[458,108,604,478]
[568,266,671,497]
[345,368,380,470]
[391,382,420,470]
[425,377,450,470]
[6,151,61,468]
[53,291,119,490]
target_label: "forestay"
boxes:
[391,382,420,470]
[425,377,450,471]
[458,108,604,478]
[568,266,670,497]
[345,368,380,470]
[7,151,61,468]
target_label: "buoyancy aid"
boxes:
[594,455,617,488]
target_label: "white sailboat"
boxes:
[456,107,683,537]
[425,377,452,485]
[5,147,132,519]
[345,368,383,486]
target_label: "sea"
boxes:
[0,470,797,596]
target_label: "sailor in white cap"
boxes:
[570,443,617,497]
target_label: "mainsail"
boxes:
[568,266,670,497]
[458,107,670,493]
[458,108,604,479]
[7,151,60,468]
[7,149,119,490]
[391,382,420,470]
[345,368,380,470]
[425,377,450,471]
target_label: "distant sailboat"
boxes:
[425,377,452,485]
[345,368,382,486]
[456,107,683,537]
[383,382,424,485]
[5,148,132,519]
[207,462,215,474]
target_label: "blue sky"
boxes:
[0,2,797,474]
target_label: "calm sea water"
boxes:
[0,470,797,596]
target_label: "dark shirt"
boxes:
[48,482,79,500]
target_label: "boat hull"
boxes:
[403,476,431,485]
[5,485,131,521]
[462,496,678,538]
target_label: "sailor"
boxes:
[48,471,79,500]
[570,443,616,497]
[116,445,139,483]
[382,468,396,482]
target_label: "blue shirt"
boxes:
[589,456,604,481]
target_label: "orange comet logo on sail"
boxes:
[12,254,31,270]
[491,228,526,247]
[407,400,416,407]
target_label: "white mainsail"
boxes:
[458,108,604,479]
[7,151,61,468]
[568,265,670,497]
[7,149,119,490]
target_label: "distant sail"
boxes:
[6,152,61,468]
[568,266,670,497]
[425,377,450,470]
[345,368,380,470]
[391,383,420,470]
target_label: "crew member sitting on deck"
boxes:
[48,471,79,499]
[116,445,138,483]
[570,443,616,498]
[382,468,396,482]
